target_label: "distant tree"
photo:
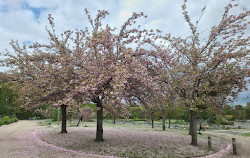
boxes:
[245,102,250,119]
[234,105,245,120]
[77,106,94,126]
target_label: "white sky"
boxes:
[0,0,249,105]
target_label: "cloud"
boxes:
[0,0,249,105]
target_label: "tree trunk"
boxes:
[113,114,116,124]
[77,117,81,126]
[61,104,67,133]
[168,105,171,128]
[95,98,104,141]
[57,107,60,126]
[190,110,197,146]
[168,117,171,128]
[162,109,166,130]
[189,110,193,135]
[151,111,154,128]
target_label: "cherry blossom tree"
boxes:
[1,9,161,141]
[71,9,161,141]
[155,0,249,145]
[1,15,78,133]
[77,106,94,126]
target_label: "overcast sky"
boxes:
[0,0,249,106]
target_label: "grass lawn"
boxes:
[240,132,250,137]
[38,119,226,158]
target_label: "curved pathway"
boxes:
[203,130,250,158]
[0,120,115,158]
[1,121,248,158]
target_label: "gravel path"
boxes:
[0,120,102,158]
[203,130,250,158]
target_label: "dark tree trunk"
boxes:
[95,98,104,141]
[113,114,116,124]
[162,109,166,130]
[77,117,82,126]
[189,110,193,135]
[151,111,154,128]
[57,108,60,126]
[190,110,197,146]
[168,105,171,128]
[168,117,171,128]
[61,104,67,133]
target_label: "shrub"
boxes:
[0,120,4,126]
[216,115,232,125]
[224,115,234,121]
[0,116,18,125]
[3,116,10,120]
[4,119,10,124]
[13,117,18,122]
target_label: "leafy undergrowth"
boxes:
[37,122,226,158]
[0,116,18,126]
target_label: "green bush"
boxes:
[215,115,233,125]
[0,120,4,125]
[0,116,18,125]
[13,117,18,122]
[4,120,10,124]
[3,116,10,120]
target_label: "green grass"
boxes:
[240,132,250,137]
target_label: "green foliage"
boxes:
[0,116,18,125]
[13,117,18,122]
[103,110,112,119]
[3,116,10,119]
[51,108,60,121]
[16,109,35,119]
[215,115,233,125]
[223,105,234,115]
[207,115,216,124]
[132,118,147,121]
[234,105,245,120]
[245,102,250,119]
[0,83,17,116]
[130,107,145,119]
[224,115,234,120]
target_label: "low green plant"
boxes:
[3,116,10,120]
[0,120,4,125]
[4,119,10,124]
[0,116,18,125]
[13,117,18,122]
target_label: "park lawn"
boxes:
[240,132,250,137]
[37,120,226,158]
